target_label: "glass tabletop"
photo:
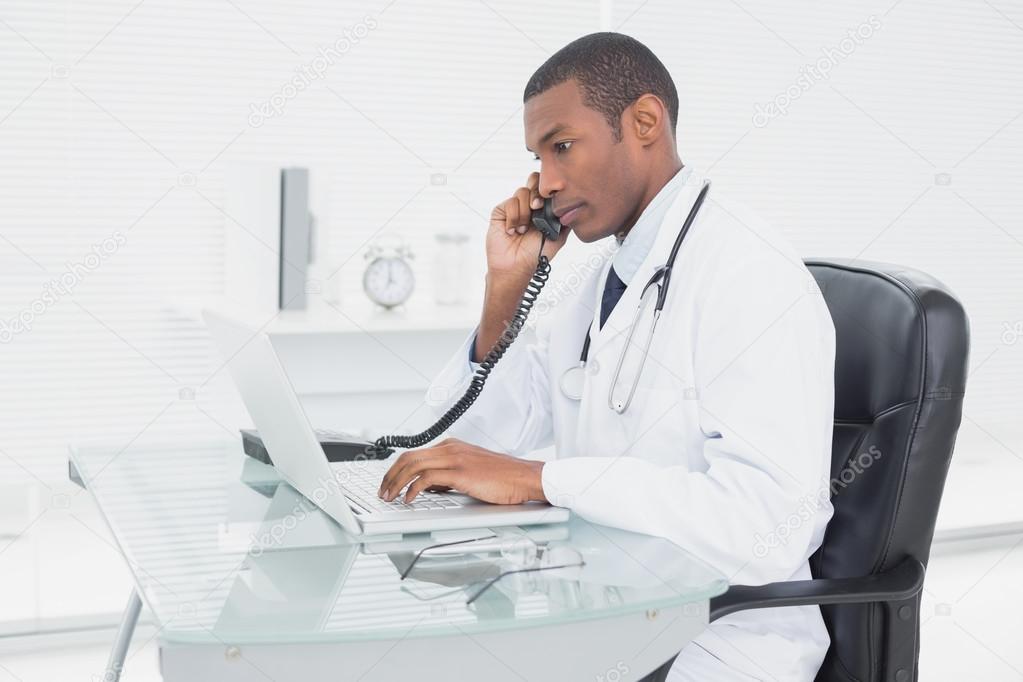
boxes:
[69,438,727,644]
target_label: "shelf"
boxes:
[170,294,482,336]
[269,296,482,335]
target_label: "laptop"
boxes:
[203,309,570,536]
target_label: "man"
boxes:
[378,32,836,681]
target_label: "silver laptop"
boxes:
[203,309,570,537]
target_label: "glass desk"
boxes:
[70,439,727,681]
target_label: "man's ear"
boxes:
[627,93,668,146]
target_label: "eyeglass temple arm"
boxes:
[399,533,499,580]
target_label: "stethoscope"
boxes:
[558,180,710,414]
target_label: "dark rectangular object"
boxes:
[240,429,392,465]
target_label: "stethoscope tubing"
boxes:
[561,180,710,410]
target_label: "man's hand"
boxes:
[473,172,570,362]
[486,171,569,278]
[377,438,547,506]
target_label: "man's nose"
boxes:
[538,170,564,199]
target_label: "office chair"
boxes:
[641,259,970,682]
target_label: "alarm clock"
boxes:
[362,241,415,309]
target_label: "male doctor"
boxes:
[378,32,836,681]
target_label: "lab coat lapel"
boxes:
[572,175,705,455]
[588,175,703,364]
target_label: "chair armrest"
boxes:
[710,557,925,622]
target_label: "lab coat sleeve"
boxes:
[540,254,835,585]
[422,322,555,457]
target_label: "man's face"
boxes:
[524,79,644,243]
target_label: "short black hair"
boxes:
[523,32,678,142]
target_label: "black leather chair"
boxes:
[642,259,970,682]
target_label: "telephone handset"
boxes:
[370,194,559,453]
[530,197,562,241]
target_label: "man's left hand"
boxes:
[377,438,547,505]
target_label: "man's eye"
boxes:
[555,141,572,153]
[533,154,541,161]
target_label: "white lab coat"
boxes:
[425,172,836,681]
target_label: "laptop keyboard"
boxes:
[332,459,465,514]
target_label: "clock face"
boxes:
[363,257,415,308]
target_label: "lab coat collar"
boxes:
[587,169,708,361]
[612,165,693,286]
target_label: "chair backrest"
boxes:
[806,260,970,681]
